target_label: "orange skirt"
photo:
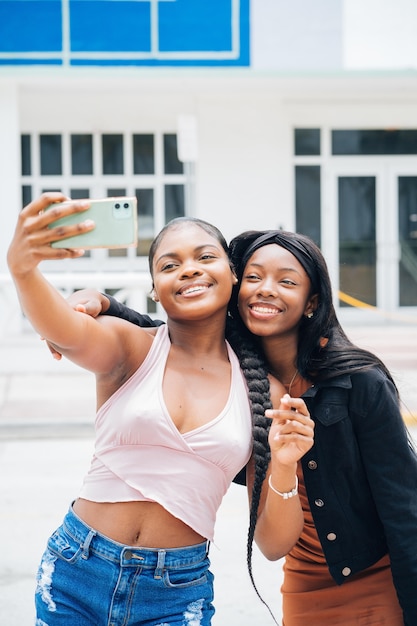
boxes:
[282,553,403,625]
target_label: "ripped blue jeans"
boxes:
[35,506,214,625]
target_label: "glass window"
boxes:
[21,134,31,175]
[295,166,321,246]
[71,134,93,175]
[164,134,183,174]
[294,129,321,156]
[332,130,417,155]
[398,177,417,306]
[20,131,186,268]
[22,185,32,207]
[107,188,126,197]
[70,189,90,199]
[40,134,62,175]
[102,134,124,174]
[136,188,154,256]
[338,176,376,307]
[165,184,185,222]
[133,134,154,174]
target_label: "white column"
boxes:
[0,81,22,333]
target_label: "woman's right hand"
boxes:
[7,192,94,277]
[266,394,314,468]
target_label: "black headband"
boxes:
[239,231,320,293]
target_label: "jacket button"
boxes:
[342,567,351,577]
[314,499,324,507]
[308,460,317,470]
[326,532,337,541]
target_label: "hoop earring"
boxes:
[150,289,159,303]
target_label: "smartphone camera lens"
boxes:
[123,203,129,209]
[114,203,121,210]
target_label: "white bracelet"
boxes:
[268,475,299,500]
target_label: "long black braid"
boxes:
[226,315,279,623]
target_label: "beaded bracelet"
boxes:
[268,475,299,500]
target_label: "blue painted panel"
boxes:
[0,0,62,52]
[159,0,232,52]
[70,1,151,52]
[0,0,249,66]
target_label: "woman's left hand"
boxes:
[266,395,314,466]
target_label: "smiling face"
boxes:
[151,223,235,322]
[237,243,317,339]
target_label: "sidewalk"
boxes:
[0,322,416,625]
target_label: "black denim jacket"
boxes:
[105,297,417,624]
[301,370,417,625]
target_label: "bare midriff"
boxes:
[72,498,205,548]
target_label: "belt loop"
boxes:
[154,549,166,579]
[81,529,96,560]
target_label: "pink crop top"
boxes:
[78,324,253,541]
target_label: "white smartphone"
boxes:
[47,197,138,249]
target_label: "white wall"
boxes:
[0,83,20,273]
[196,90,293,243]
[0,82,21,333]
[251,0,343,71]
[344,0,417,70]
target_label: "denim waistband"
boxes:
[63,505,209,570]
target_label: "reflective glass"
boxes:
[70,189,90,199]
[332,130,417,155]
[295,166,321,245]
[40,134,62,175]
[294,129,321,156]
[398,177,417,305]
[133,134,154,174]
[135,188,154,256]
[21,134,31,175]
[102,134,124,175]
[338,176,376,306]
[71,134,93,175]
[164,135,183,174]
[165,184,185,222]
[22,185,32,207]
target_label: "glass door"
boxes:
[324,161,393,319]
[337,175,377,307]
[392,165,417,307]
[325,160,417,318]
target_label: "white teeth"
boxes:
[252,306,278,314]
[182,285,207,295]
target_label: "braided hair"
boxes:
[225,315,276,618]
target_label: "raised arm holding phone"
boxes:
[8,193,314,625]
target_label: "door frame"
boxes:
[323,157,417,323]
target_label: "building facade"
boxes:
[1,0,417,332]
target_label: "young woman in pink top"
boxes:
[7,193,314,626]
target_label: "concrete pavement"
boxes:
[0,321,416,625]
